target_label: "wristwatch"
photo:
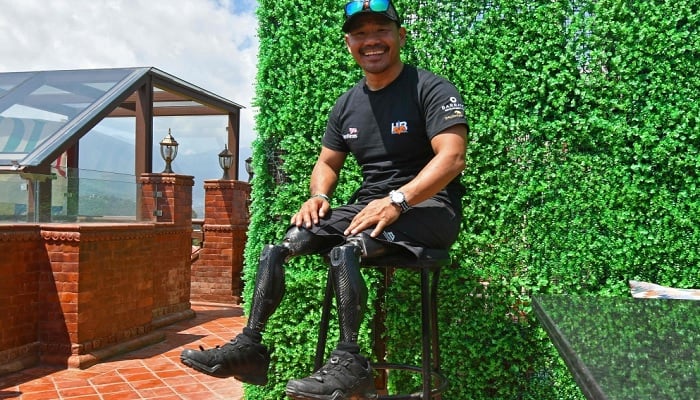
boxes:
[389,190,410,213]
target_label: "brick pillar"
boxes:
[190,180,250,304]
[139,173,194,226]
[138,173,195,323]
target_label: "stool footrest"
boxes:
[371,363,449,399]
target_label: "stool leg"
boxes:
[421,268,432,399]
[314,271,334,370]
[372,267,391,394]
[431,268,443,400]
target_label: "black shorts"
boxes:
[303,197,461,258]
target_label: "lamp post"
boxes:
[218,144,233,180]
[159,128,179,173]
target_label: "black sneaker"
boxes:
[285,350,376,400]
[180,334,270,385]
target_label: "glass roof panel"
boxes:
[0,67,243,174]
[0,68,142,167]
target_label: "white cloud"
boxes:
[0,0,259,151]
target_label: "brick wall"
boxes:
[0,226,45,374]
[0,172,196,374]
[38,234,77,365]
[36,224,170,368]
[151,225,192,321]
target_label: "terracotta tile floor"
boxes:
[0,303,247,400]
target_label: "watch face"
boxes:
[391,191,404,203]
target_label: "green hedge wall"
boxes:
[243,0,700,398]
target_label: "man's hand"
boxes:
[290,196,331,228]
[344,197,401,238]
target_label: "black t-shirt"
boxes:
[323,65,468,207]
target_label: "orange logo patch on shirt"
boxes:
[391,121,408,135]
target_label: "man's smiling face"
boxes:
[344,14,405,76]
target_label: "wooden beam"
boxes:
[109,89,230,117]
[108,105,228,117]
[134,80,153,222]
[135,80,153,176]
[227,111,240,180]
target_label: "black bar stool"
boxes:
[314,249,451,399]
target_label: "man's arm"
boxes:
[396,124,467,206]
[345,124,467,237]
[291,146,347,228]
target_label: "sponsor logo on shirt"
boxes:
[391,121,408,135]
[442,96,465,122]
[442,96,464,113]
[445,109,464,121]
[343,127,359,140]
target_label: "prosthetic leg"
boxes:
[247,226,332,332]
[335,232,396,347]
[181,226,331,385]
[286,233,396,400]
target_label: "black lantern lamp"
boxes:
[218,144,233,180]
[159,128,179,173]
[244,156,253,182]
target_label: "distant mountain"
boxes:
[79,131,135,175]
[80,132,252,217]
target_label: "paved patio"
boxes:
[0,303,246,400]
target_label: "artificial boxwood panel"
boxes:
[244,0,699,398]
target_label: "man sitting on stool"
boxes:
[180,1,468,398]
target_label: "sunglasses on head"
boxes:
[344,0,392,18]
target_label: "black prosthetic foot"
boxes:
[285,350,375,400]
[180,333,270,385]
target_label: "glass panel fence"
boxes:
[0,174,30,222]
[0,167,139,223]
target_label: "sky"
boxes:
[0,0,260,175]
